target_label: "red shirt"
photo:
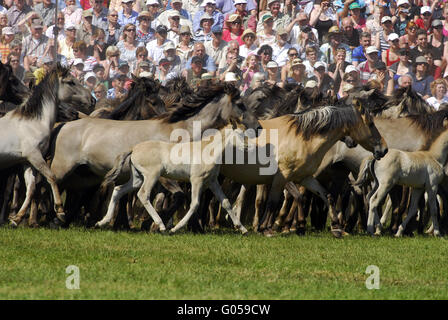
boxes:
[80,0,108,10]
[222,29,244,45]
[415,18,432,34]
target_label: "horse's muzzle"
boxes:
[374,147,388,160]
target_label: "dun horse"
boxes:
[0,65,95,226]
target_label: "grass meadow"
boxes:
[1,226,447,300]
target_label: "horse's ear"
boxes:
[353,98,364,113]
[131,73,138,82]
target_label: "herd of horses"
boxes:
[1,61,448,238]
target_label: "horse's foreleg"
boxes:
[273,189,291,231]
[254,184,268,232]
[209,180,247,234]
[426,189,441,237]
[0,172,16,224]
[26,152,65,223]
[395,188,424,237]
[137,174,166,233]
[259,176,286,235]
[233,184,247,223]
[9,167,36,227]
[170,178,204,234]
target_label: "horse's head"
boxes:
[56,65,96,114]
[349,98,388,160]
[0,61,29,105]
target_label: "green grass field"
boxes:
[1,226,447,299]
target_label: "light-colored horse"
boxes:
[355,125,448,237]
[221,100,388,237]
[96,122,250,234]
[0,65,95,226]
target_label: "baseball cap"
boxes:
[31,19,44,28]
[191,56,203,64]
[432,19,443,28]
[415,56,428,64]
[261,13,273,23]
[291,58,304,67]
[234,0,247,4]
[381,16,392,24]
[84,72,97,82]
[388,33,399,41]
[328,26,341,34]
[349,2,361,10]
[277,27,288,36]
[139,71,153,78]
[224,72,239,82]
[314,61,326,70]
[118,61,129,68]
[155,25,168,33]
[267,0,279,5]
[92,63,105,72]
[345,65,358,74]
[211,25,222,34]
[65,23,77,30]
[169,10,181,18]
[2,27,14,35]
[171,0,182,3]
[146,0,159,5]
[305,80,318,88]
[397,0,409,6]
[138,61,151,68]
[374,61,387,70]
[200,13,214,21]
[159,58,170,66]
[366,46,379,54]
[138,11,151,19]
[122,0,134,3]
[201,73,214,80]
[201,0,216,6]
[266,61,278,68]
[73,58,84,66]
[421,6,431,15]
[82,10,93,18]
[163,41,176,51]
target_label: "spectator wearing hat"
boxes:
[375,15,395,53]
[287,12,319,49]
[77,9,98,46]
[309,0,338,43]
[62,0,83,27]
[410,29,440,65]
[382,33,400,67]
[320,26,352,65]
[6,0,32,34]
[72,58,86,81]
[224,72,240,86]
[182,55,208,87]
[192,0,223,33]
[185,41,216,73]
[135,11,155,45]
[337,69,358,98]
[427,78,448,110]
[84,71,98,93]
[182,0,203,20]
[22,19,49,72]
[130,46,152,74]
[34,0,56,27]
[313,61,334,96]
[157,0,193,31]
[162,41,182,74]
[33,55,54,85]
[0,26,14,64]
[285,58,308,86]
[222,13,244,45]
[223,0,249,29]
[177,25,194,66]
[239,28,257,58]
[133,60,154,77]
[107,74,128,99]
[265,60,282,87]
[204,25,227,66]
[147,25,173,65]
[257,0,291,34]
[116,23,144,65]
[105,10,122,46]
[58,23,77,61]
[272,27,292,67]
[167,0,192,21]
[371,60,394,95]
[410,55,434,99]
[87,0,108,30]
[118,0,138,26]
[416,6,433,34]
[328,48,351,92]
[194,12,214,42]
[257,13,277,47]
[167,10,183,43]
[351,31,373,67]
[392,0,413,37]
[198,72,215,88]
[343,2,366,31]
[358,45,380,85]
[146,0,161,30]
[429,19,444,63]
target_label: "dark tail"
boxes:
[100,151,132,194]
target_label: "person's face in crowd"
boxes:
[335,50,345,63]
[342,19,354,34]
[113,78,124,90]
[119,65,129,75]
[73,47,84,58]
[389,38,400,50]
[11,45,22,56]
[400,75,412,87]
[4,33,14,43]
[32,26,44,39]
[269,1,281,15]
[94,86,106,99]
[230,18,242,32]
[137,51,148,61]
[74,63,84,72]
[315,66,325,77]
[243,33,255,46]
[57,14,65,28]
[407,24,418,36]
[436,83,447,97]
[169,15,180,28]
[288,50,298,61]
[263,18,274,31]
[277,33,288,46]
[0,14,7,26]
[147,3,159,16]
[108,51,119,65]
[172,1,183,11]
[156,30,167,42]
[83,15,93,26]
[306,50,317,63]
[191,60,203,74]
[14,0,25,11]
[399,51,410,63]
[211,30,222,41]
[66,27,76,40]
[361,35,371,48]
[292,64,305,76]
[160,61,171,74]
[201,18,212,32]
[417,33,428,47]
[108,11,119,24]
[94,68,105,80]
[297,13,308,27]
[350,8,361,18]
[416,61,428,73]
[348,70,359,81]
[226,52,237,65]
[367,51,378,63]
[382,20,393,31]
[139,15,151,30]
[85,77,97,90]
[422,11,432,21]
[424,53,434,66]
[9,56,20,69]
[205,3,215,15]
[193,43,206,58]
[92,0,104,11]
[235,3,246,13]
[122,1,134,13]
[345,74,357,85]
[434,23,443,36]
[329,33,341,47]
[247,55,258,69]
[267,66,278,76]
[228,42,239,55]
[165,48,176,61]
[181,31,192,43]
[260,50,271,63]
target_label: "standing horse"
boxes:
[0,65,95,226]
[220,100,388,237]
[0,61,29,106]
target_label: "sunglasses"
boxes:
[346,79,356,83]
[232,21,242,24]
[289,53,298,57]
[181,32,191,36]
[94,91,104,94]
[126,29,136,32]
[10,60,19,63]
[109,14,118,17]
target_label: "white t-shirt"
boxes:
[427,96,448,111]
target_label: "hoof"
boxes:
[29,222,39,229]
[331,228,343,238]
[262,229,275,238]
[56,212,66,223]
[296,227,306,236]
[9,219,18,228]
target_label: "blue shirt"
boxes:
[118,10,139,26]
[185,54,216,73]
[410,73,434,97]
[193,10,224,33]
[352,45,366,64]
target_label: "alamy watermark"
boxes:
[365,265,380,290]
[169,121,279,175]
[66,265,80,290]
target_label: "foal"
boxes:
[97,122,249,234]
[355,125,448,237]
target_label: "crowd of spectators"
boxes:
[2,0,448,109]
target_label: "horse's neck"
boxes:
[40,93,58,129]
[185,104,225,137]
[428,129,448,165]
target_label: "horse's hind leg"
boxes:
[9,167,36,227]
[137,173,167,233]
[427,188,441,237]
[0,172,16,224]
[396,188,424,237]
[253,184,268,232]
[170,178,204,234]
[209,180,247,234]
[273,189,291,231]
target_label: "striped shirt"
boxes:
[358,60,375,85]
